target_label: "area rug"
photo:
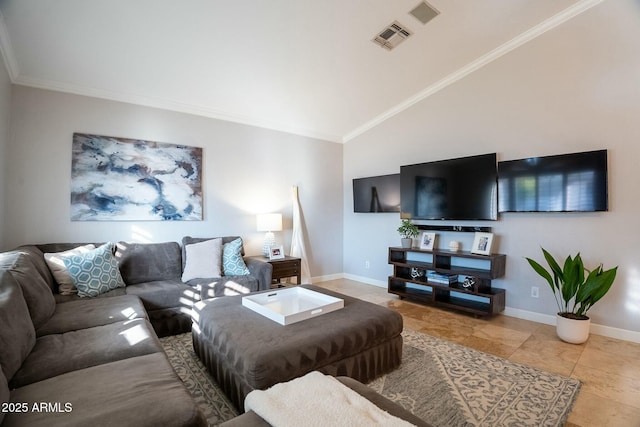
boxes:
[160,329,581,427]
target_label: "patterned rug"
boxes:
[160,329,581,427]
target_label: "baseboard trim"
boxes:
[326,273,640,343]
[502,307,556,326]
[342,273,387,288]
[310,273,344,284]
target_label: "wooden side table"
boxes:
[248,255,302,287]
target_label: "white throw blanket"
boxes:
[244,371,416,427]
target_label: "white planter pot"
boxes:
[400,238,413,248]
[556,313,590,344]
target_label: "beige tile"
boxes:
[486,313,542,334]
[579,344,640,381]
[586,334,640,359]
[567,390,640,427]
[508,330,585,377]
[459,335,519,359]
[572,363,640,410]
[471,323,531,348]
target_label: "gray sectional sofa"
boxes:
[0,237,272,427]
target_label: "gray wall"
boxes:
[0,53,11,246]
[4,86,344,279]
[343,0,640,336]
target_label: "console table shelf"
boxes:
[388,247,506,317]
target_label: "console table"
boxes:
[388,247,506,316]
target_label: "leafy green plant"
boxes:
[397,219,419,239]
[526,248,617,319]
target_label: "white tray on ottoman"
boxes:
[242,287,344,325]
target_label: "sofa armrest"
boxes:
[244,257,272,291]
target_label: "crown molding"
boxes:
[13,75,342,143]
[342,0,606,143]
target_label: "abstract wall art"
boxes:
[71,133,203,221]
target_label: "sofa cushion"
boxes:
[0,251,56,330]
[0,367,8,425]
[223,238,250,276]
[3,352,206,427]
[182,236,244,270]
[53,287,127,304]
[125,279,200,310]
[0,270,36,380]
[36,294,148,336]
[193,275,261,299]
[14,245,57,292]
[181,238,223,281]
[10,318,162,388]
[62,243,126,297]
[44,244,96,295]
[116,241,182,285]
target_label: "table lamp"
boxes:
[257,213,282,257]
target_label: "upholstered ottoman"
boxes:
[192,285,403,410]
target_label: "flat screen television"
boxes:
[498,149,608,213]
[353,174,400,213]
[400,153,498,220]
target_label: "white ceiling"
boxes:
[0,0,602,142]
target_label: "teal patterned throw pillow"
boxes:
[222,238,250,276]
[62,242,126,297]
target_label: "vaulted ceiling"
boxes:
[0,0,601,142]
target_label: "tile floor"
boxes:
[315,278,640,427]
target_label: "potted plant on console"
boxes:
[397,219,419,249]
[526,248,617,344]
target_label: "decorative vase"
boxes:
[556,313,590,344]
[401,238,413,248]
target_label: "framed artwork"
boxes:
[269,245,285,260]
[419,232,436,250]
[70,133,202,221]
[471,232,494,255]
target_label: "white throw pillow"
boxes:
[44,244,96,295]
[181,238,223,282]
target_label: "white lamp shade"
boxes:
[257,213,283,232]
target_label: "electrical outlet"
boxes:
[531,286,539,298]
[365,260,370,269]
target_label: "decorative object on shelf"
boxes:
[471,232,494,255]
[449,241,460,252]
[397,219,419,248]
[70,133,203,221]
[410,267,425,280]
[427,271,457,285]
[461,276,477,290]
[269,245,285,261]
[257,213,283,257]
[526,247,618,344]
[419,232,436,250]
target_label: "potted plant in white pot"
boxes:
[397,219,419,248]
[526,248,617,344]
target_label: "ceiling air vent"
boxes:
[409,1,440,25]
[372,21,413,51]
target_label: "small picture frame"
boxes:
[269,245,285,260]
[471,232,494,255]
[419,232,436,250]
